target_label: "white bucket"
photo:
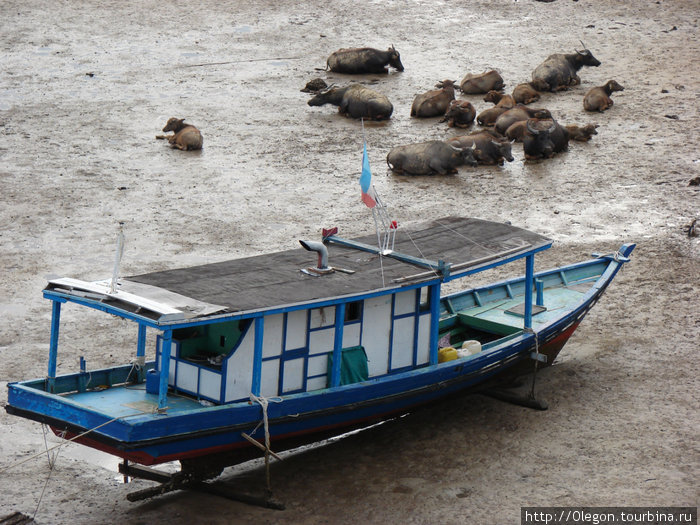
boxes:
[460,340,482,355]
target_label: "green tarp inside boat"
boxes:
[327,346,368,386]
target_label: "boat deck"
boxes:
[456,280,594,336]
[62,384,206,419]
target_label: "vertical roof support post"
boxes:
[47,299,62,393]
[330,303,346,387]
[158,330,172,412]
[251,317,264,397]
[135,324,147,382]
[428,284,441,365]
[524,254,535,329]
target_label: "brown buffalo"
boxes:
[583,80,624,112]
[156,118,203,151]
[411,80,456,118]
[483,90,515,109]
[512,82,541,104]
[440,99,476,128]
[460,70,504,94]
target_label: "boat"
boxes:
[6,216,634,481]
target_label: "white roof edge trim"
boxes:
[47,277,228,319]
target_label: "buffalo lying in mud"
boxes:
[155,118,203,151]
[564,123,599,141]
[447,131,514,166]
[411,80,457,118]
[477,106,510,127]
[307,84,393,120]
[583,80,624,112]
[512,82,541,104]
[509,121,598,143]
[386,140,477,175]
[460,70,504,94]
[522,118,569,160]
[531,46,601,92]
[494,106,552,136]
[326,46,404,74]
[440,100,476,128]
[484,90,516,109]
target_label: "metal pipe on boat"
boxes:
[535,279,544,307]
[299,240,330,270]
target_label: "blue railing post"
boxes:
[330,303,346,387]
[136,324,147,382]
[158,330,172,411]
[524,255,535,329]
[429,284,441,365]
[47,300,62,393]
[251,317,264,396]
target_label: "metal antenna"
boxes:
[109,222,125,294]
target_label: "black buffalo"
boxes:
[307,84,393,120]
[326,46,404,74]
[448,131,514,166]
[523,118,569,160]
[531,47,601,92]
[386,140,477,175]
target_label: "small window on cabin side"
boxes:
[419,288,431,312]
[345,301,362,323]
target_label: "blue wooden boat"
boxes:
[6,217,634,477]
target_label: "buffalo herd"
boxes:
[302,44,624,176]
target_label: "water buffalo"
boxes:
[564,123,599,141]
[531,47,601,92]
[386,140,477,175]
[522,118,569,160]
[477,106,510,127]
[494,106,552,136]
[504,120,529,142]
[583,80,624,112]
[460,70,504,94]
[411,80,456,118]
[512,82,541,104]
[301,78,328,93]
[307,84,393,120]
[483,90,515,109]
[326,46,404,74]
[440,100,476,128]
[447,131,514,166]
[156,118,203,151]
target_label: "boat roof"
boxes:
[44,217,551,324]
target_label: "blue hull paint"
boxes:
[6,244,635,466]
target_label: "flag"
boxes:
[360,143,377,208]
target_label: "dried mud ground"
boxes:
[0,1,698,524]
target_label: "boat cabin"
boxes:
[41,217,552,411]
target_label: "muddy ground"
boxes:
[0,0,698,523]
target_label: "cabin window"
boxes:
[174,319,249,360]
[345,301,362,323]
[419,287,431,312]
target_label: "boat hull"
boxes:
[6,246,634,467]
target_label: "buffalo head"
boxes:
[450,143,478,167]
[387,45,404,72]
[575,43,601,67]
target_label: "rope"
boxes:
[403,228,441,280]
[248,394,282,493]
[434,219,498,254]
[525,327,541,400]
[0,414,131,475]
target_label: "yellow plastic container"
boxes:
[438,347,459,363]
